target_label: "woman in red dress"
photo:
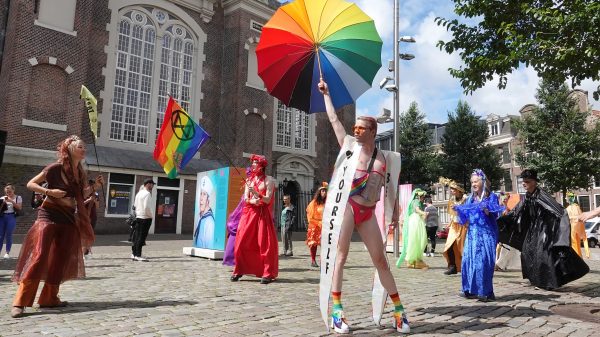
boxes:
[231,155,279,284]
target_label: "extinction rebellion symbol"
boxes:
[170,109,196,141]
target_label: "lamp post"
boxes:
[389,0,415,257]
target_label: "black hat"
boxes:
[520,169,538,181]
[143,178,156,185]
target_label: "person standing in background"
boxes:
[306,182,327,267]
[565,192,589,259]
[131,179,155,262]
[280,194,296,257]
[424,198,439,257]
[440,177,468,275]
[0,184,23,258]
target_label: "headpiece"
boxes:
[438,177,465,193]
[318,182,328,191]
[143,178,156,186]
[520,169,539,181]
[471,168,486,182]
[413,188,427,198]
[200,176,214,195]
[250,154,268,168]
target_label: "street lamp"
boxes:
[376,108,393,124]
[390,0,416,257]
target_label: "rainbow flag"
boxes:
[153,97,210,178]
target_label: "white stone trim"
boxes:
[275,154,317,192]
[33,20,77,36]
[223,0,275,21]
[21,118,68,131]
[170,0,216,22]
[245,82,267,91]
[3,146,57,167]
[27,57,74,74]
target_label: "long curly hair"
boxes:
[57,135,87,188]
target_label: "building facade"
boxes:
[0,0,354,234]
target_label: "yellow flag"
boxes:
[80,85,98,138]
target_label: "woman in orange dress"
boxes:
[306,182,327,268]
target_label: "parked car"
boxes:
[584,217,600,248]
[437,225,449,239]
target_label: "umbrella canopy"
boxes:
[256,0,382,114]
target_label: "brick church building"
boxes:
[0,0,355,234]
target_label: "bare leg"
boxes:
[356,215,398,295]
[331,206,356,292]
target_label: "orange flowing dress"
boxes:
[305,200,324,248]
[13,163,94,284]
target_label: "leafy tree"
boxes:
[441,101,504,190]
[397,102,441,185]
[435,1,600,99]
[513,81,600,203]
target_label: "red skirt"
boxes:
[233,204,279,279]
[12,203,85,284]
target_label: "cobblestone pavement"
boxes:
[1,234,599,337]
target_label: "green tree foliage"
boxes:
[513,81,600,202]
[435,0,600,100]
[441,101,504,189]
[397,102,441,185]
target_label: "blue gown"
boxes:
[455,192,504,299]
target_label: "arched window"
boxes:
[108,8,197,145]
[274,101,315,155]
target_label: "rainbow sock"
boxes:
[332,291,343,314]
[390,293,404,318]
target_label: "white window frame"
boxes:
[99,2,207,152]
[272,100,316,156]
[578,195,591,212]
[594,194,600,209]
[105,173,136,217]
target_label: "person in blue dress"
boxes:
[454,169,504,302]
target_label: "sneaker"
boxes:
[311,261,319,268]
[444,266,458,275]
[133,256,148,262]
[393,312,410,333]
[4,253,9,259]
[130,254,135,260]
[330,310,350,333]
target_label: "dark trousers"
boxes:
[281,226,293,254]
[132,218,151,257]
[426,226,437,253]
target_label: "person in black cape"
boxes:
[498,169,589,290]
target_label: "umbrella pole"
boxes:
[315,46,323,79]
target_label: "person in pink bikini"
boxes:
[318,80,409,334]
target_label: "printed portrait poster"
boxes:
[193,168,229,250]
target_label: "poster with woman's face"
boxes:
[193,168,229,250]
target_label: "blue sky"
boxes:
[278,0,600,132]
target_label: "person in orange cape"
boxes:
[306,182,328,268]
[230,154,279,284]
[11,135,103,318]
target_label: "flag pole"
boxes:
[79,85,106,205]
[208,138,250,188]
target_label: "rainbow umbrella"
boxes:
[256,0,382,113]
